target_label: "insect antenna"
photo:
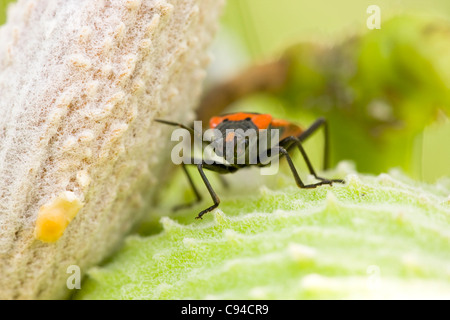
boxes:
[154,118,211,151]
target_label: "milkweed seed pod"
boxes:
[0,0,223,299]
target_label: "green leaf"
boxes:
[75,163,450,299]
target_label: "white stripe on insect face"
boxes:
[225,131,235,143]
[225,129,238,163]
[224,128,258,165]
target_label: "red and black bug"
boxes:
[155,113,344,219]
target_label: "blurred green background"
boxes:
[210,0,450,182]
[1,0,449,182]
[0,0,11,24]
[221,0,450,59]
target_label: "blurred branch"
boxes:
[197,58,289,122]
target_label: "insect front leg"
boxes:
[195,162,240,219]
[195,163,220,219]
[180,160,238,219]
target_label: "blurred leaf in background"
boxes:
[278,16,450,176]
[209,0,450,182]
[0,0,13,25]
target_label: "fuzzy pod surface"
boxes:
[0,0,223,299]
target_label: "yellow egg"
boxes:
[34,192,83,243]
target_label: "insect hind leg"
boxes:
[279,136,344,185]
[273,146,337,189]
[297,117,329,170]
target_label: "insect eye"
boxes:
[245,117,251,121]
[223,118,229,122]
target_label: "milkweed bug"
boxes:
[155,112,344,219]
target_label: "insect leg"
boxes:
[173,161,236,218]
[275,146,335,189]
[297,117,329,170]
[172,163,203,211]
[195,163,220,220]
[195,161,239,219]
[280,136,344,184]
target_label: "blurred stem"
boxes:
[197,58,289,123]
